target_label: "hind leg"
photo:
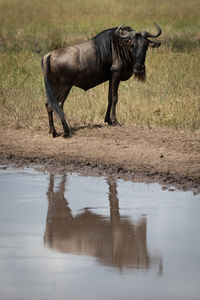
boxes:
[58,85,72,137]
[45,103,60,137]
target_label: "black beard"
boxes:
[134,72,146,82]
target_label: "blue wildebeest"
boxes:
[41,23,162,137]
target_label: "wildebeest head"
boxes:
[115,23,162,81]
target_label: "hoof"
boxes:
[52,131,61,138]
[63,132,71,138]
[108,120,122,126]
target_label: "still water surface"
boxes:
[0,166,200,300]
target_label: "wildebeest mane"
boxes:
[113,26,134,67]
[92,28,117,70]
[92,26,134,70]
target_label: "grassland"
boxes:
[0,0,200,132]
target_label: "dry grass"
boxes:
[0,0,200,131]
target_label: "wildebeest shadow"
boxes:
[70,123,104,134]
[44,174,162,272]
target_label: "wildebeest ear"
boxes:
[120,37,132,46]
[149,41,161,48]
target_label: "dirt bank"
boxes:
[0,125,200,193]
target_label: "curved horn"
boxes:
[141,23,162,38]
[116,24,124,34]
[115,24,136,39]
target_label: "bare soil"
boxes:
[0,125,200,193]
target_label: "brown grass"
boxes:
[0,0,200,131]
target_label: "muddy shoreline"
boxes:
[0,126,200,193]
[1,155,199,194]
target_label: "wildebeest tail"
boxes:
[42,54,66,123]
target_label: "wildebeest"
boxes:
[41,23,162,137]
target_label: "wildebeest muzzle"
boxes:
[133,64,145,75]
[133,64,146,82]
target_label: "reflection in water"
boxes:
[44,174,162,271]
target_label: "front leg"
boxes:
[105,74,121,126]
[104,80,112,124]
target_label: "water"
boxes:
[0,166,200,300]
